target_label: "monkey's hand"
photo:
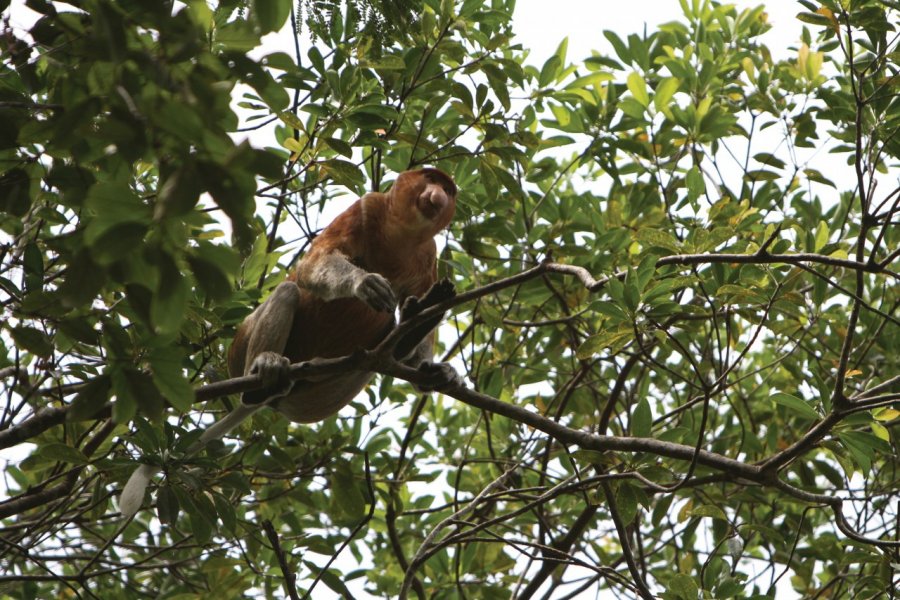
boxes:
[414,361,463,392]
[242,351,292,406]
[354,272,397,313]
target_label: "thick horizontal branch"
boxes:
[385,363,761,480]
[3,251,895,452]
[545,251,898,293]
[194,353,367,401]
[0,407,67,450]
[0,356,369,450]
[385,363,899,547]
[0,421,115,520]
[656,252,896,277]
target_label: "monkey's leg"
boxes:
[393,279,462,391]
[394,279,456,362]
[242,281,301,405]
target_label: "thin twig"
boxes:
[263,520,300,600]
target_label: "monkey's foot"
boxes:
[400,278,456,321]
[243,351,292,405]
[415,361,463,392]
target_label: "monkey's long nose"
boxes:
[419,184,449,218]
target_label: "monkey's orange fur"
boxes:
[227,167,457,421]
[120,168,457,518]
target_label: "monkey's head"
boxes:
[389,168,457,238]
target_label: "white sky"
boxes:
[5,1,810,82]
[515,0,805,62]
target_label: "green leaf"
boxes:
[278,111,306,131]
[188,242,238,301]
[68,375,112,421]
[685,166,705,200]
[752,152,787,169]
[189,506,214,544]
[873,408,900,422]
[151,255,189,335]
[156,162,202,218]
[635,228,681,252]
[635,254,658,292]
[156,484,180,525]
[623,276,641,311]
[59,251,105,308]
[814,220,829,252]
[804,168,836,188]
[615,483,639,525]
[538,55,561,88]
[227,53,290,111]
[553,36,568,66]
[83,181,151,253]
[626,71,649,107]
[838,431,882,472]
[589,300,630,323]
[632,398,652,437]
[870,421,889,442]
[330,463,367,522]
[10,326,53,358]
[566,72,614,90]
[321,159,365,193]
[603,30,631,64]
[689,504,728,520]
[361,55,406,70]
[667,573,699,600]
[309,562,354,597]
[113,368,164,423]
[216,19,261,51]
[213,492,237,535]
[653,77,680,116]
[37,443,88,465]
[771,392,820,420]
[0,168,32,216]
[696,227,734,252]
[254,0,291,33]
[149,348,194,412]
[715,284,768,305]
[576,325,634,359]
[744,169,781,182]
[324,137,354,158]
[796,11,834,27]
[22,242,43,292]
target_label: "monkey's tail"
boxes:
[119,463,161,518]
[197,403,262,446]
[117,403,264,518]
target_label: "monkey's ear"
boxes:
[393,279,455,360]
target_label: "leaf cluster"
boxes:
[0,0,898,598]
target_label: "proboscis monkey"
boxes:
[119,168,458,518]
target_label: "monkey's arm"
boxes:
[297,251,396,312]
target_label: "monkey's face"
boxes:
[393,168,457,236]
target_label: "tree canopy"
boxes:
[0,0,898,598]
